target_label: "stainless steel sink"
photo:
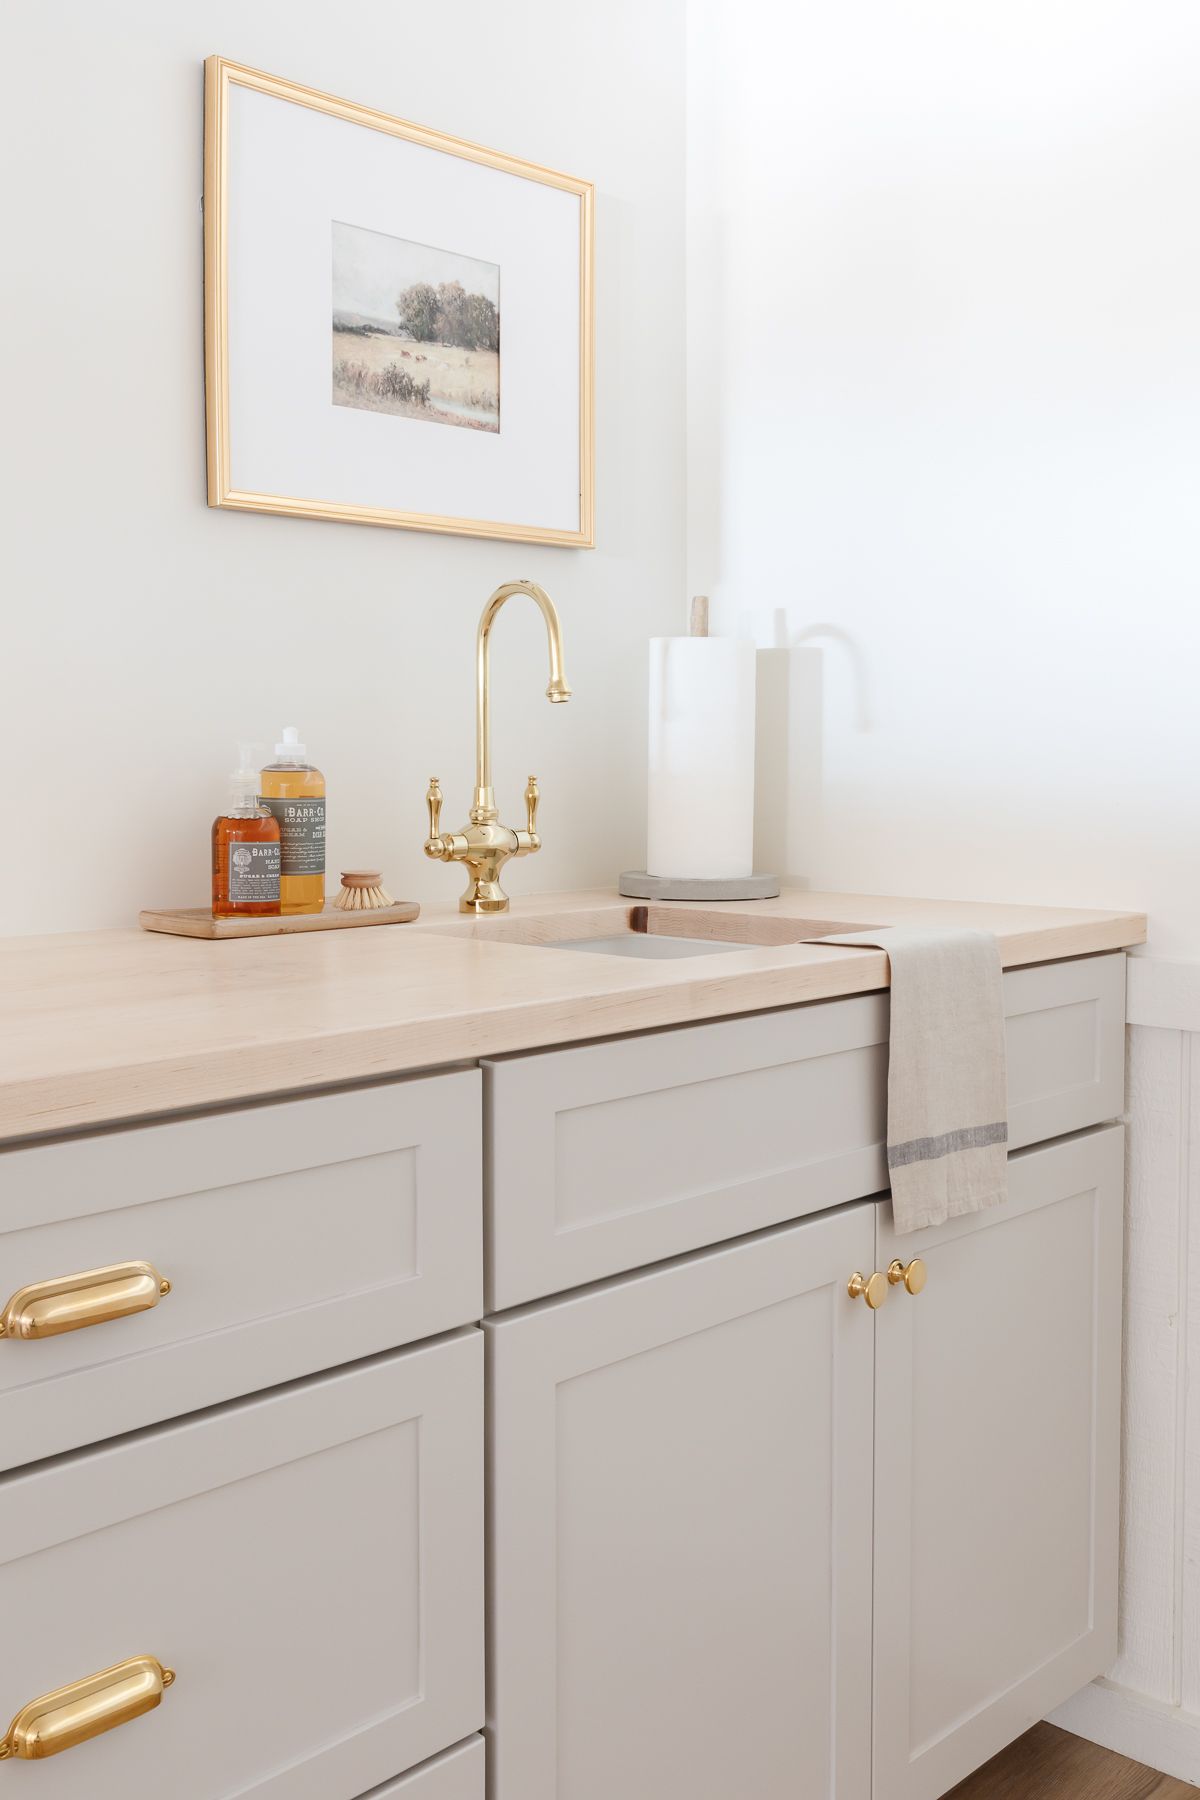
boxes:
[549,933,740,960]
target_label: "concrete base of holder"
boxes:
[618,871,782,902]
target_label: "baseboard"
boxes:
[1049,1680,1200,1785]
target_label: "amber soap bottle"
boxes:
[212,746,281,918]
[259,727,326,915]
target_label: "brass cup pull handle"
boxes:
[0,1655,175,1760]
[847,1270,889,1310]
[0,1262,171,1341]
[887,1257,928,1296]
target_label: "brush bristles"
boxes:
[333,881,396,912]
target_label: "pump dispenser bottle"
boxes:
[259,727,326,915]
[212,745,281,918]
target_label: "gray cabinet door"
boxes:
[487,1205,876,1800]
[872,1127,1123,1800]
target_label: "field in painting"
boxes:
[332,325,500,431]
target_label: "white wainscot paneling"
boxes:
[1052,985,1200,1784]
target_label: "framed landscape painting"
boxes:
[204,58,594,546]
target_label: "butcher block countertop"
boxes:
[0,888,1145,1143]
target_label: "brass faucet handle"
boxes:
[424,780,468,866]
[426,777,444,844]
[513,774,541,858]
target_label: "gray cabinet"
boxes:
[486,1128,1124,1800]
[0,953,1129,1799]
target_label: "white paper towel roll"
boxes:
[646,636,757,879]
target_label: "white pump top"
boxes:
[273,725,307,763]
[228,743,264,813]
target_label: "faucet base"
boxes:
[459,878,510,915]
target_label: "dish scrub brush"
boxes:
[332,870,396,912]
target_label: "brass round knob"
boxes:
[847,1270,889,1310]
[887,1257,927,1296]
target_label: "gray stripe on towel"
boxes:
[887,1121,1008,1170]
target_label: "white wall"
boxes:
[688,0,1200,1776]
[688,0,1200,956]
[0,0,685,935]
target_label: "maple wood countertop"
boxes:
[0,888,1145,1143]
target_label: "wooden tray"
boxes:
[139,901,420,940]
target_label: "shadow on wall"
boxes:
[752,611,873,886]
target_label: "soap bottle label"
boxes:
[258,796,326,876]
[228,840,282,903]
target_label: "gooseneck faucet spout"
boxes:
[472,581,572,823]
[424,580,572,915]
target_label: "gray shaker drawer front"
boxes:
[0,1072,482,1468]
[0,1334,483,1800]
[484,954,1125,1308]
[1004,952,1125,1150]
[486,995,890,1310]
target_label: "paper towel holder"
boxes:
[626,596,780,901]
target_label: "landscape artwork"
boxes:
[332,221,500,432]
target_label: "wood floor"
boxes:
[945,1724,1197,1798]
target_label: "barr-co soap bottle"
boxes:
[259,727,326,915]
[212,745,281,918]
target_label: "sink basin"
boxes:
[550,933,739,960]
[427,903,877,956]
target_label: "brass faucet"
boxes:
[424,580,572,914]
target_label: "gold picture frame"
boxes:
[203,57,595,546]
